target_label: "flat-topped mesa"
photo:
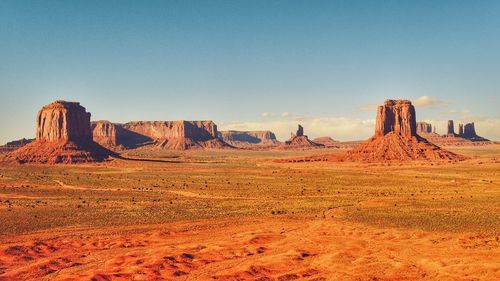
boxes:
[416,122,433,134]
[36,101,92,143]
[123,120,217,140]
[218,130,279,146]
[375,100,416,138]
[121,120,228,150]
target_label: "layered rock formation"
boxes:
[91,121,152,150]
[416,122,433,134]
[280,125,323,150]
[460,122,489,141]
[343,100,463,161]
[121,121,229,150]
[312,137,341,148]
[4,101,113,164]
[0,138,34,154]
[218,130,279,147]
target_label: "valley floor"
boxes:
[0,146,499,280]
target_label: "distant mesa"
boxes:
[312,137,341,148]
[91,120,153,150]
[4,101,114,164]
[121,121,230,150]
[344,100,463,161]
[0,138,34,154]
[218,130,280,147]
[279,124,324,149]
[92,120,230,151]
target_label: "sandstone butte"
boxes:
[282,100,465,162]
[218,130,280,147]
[92,120,230,151]
[3,101,113,164]
[343,100,464,161]
[279,124,324,150]
[416,120,490,146]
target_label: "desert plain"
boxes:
[0,146,499,281]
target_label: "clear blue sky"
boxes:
[1,0,499,142]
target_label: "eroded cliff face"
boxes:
[447,120,456,136]
[5,101,113,164]
[218,130,279,146]
[416,122,433,135]
[122,121,218,141]
[117,120,228,150]
[36,101,92,143]
[375,100,416,138]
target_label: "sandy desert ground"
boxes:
[0,146,499,280]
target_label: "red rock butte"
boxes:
[4,101,113,164]
[344,99,464,162]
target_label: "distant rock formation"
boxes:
[218,130,279,147]
[344,100,463,161]
[460,122,489,141]
[4,101,113,164]
[446,120,457,136]
[121,121,229,150]
[312,137,341,148]
[0,138,34,154]
[458,124,464,136]
[296,125,304,137]
[91,120,151,150]
[416,122,433,134]
[280,125,323,150]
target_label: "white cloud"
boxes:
[413,96,446,107]
[448,109,470,114]
[281,112,290,117]
[261,112,271,117]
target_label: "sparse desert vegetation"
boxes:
[0,146,499,280]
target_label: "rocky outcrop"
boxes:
[4,101,113,164]
[280,125,323,150]
[463,123,476,138]
[344,100,463,162]
[375,100,416,138]
[0,138,34,154]
[296,125,304,137]
[122,121,229,150]
[435,120,490,145]
[458,124,464,136]
[446,120,456,136]
[36,101,93,142]
[460,122,489,141]
[91,121,151,150]
[312,137,341,148]
[416,122,433,134]
[218,130,279,147]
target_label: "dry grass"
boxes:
[1,146,498,235]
